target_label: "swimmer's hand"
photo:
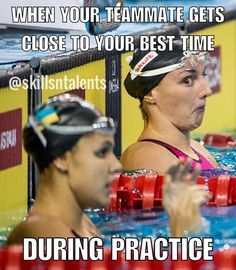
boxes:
[162,160,210,237]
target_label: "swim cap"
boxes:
[124,39,184,101]
[124,39,212,101]
[23,94,115,172]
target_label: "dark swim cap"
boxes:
[23,94,115,172]
[124,39,185,101]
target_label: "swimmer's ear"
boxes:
[143,90,157,105]
[53,156,68,174]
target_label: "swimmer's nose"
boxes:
[199,77,213,99]
[110,154,122,175]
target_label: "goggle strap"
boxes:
[45,125,94,135]
[29,116,47,148]
[29,116,115,144]
[130,63,181,80]
[129,52,211,80]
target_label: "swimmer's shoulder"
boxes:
[6,216,71,245]
[191,139,218,167]
[121,141,178,174]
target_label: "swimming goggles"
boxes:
[28,95,116,148]
[129,51,212,79]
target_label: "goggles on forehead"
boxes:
[130,51,211,80]
[181,51,212,67]
[29,103,116,148]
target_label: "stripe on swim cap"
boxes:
[41,114,59,125]
[36,107,55,119]
[36,107,59,125]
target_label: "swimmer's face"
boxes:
[65,133,121,209]
[150,61,212,131]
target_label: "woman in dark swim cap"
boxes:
[6,94,209,243]
[6,94,121,242]
[121,39,217,174]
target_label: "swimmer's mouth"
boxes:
[194,105,205,112]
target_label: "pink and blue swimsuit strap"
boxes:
[140,139,214,170]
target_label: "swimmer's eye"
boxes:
[95,145,113,158]
[182,76,195,86]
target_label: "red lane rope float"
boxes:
[213,247,236,269]
[204,134,236,148]
[215,175,231,206]
[208,175,232,206]
[141,174,157,209]
[154,175,164,207]
[116,175,136,211]
[109,174,236,211]
[109,173,120,211]
[0,245,23,270]
[228,177,236,205]
[197,177,206,185]
[132,175,145,209]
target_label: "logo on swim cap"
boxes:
[134,52,158,73]
[131,52,158,80]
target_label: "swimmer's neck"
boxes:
[140,119,191,152]
[31,168,84,234]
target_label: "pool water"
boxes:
[0,147,235,249]
[88,206,236,250]
[87,147,236,251]
[207,147,236,172]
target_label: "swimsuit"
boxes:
[140,139,215,170]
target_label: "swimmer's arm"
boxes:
[121,142,178,174]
